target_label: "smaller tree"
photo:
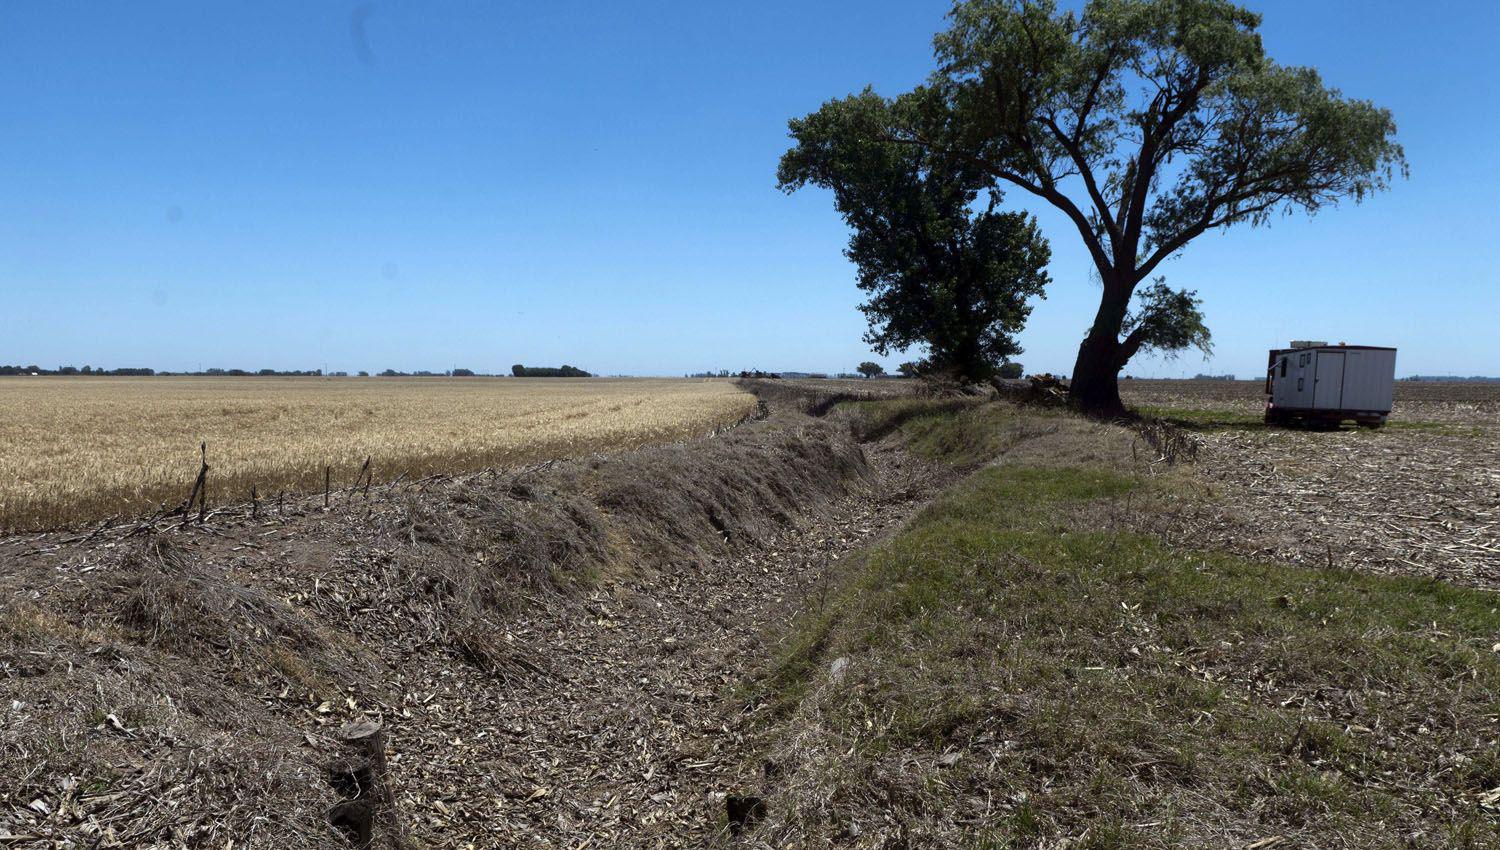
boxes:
[997,362,1024,379]
[779,91,1050,383]
[1118,280,1212,366]
[897,361,922,378]
[857,361,885,379]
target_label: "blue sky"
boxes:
[1,1,1494,378]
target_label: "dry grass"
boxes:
[0,376,756,531]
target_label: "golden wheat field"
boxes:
[0,377,758,531]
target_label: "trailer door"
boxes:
[1313,351,1346,410]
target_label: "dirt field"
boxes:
[1121,378,1500,426]
[1122,380,1500,589]
[0,377,756,531]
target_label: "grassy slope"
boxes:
[746,402,1500,848]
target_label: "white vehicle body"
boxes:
[1265,344,1397,427]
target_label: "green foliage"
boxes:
[801,0,1405,408]
[932,0,1404,259]
[779,91,1051,383]
[1119,278,1211,362]
[511,364,592,378]
[856,361,886,378]
[997,361,1024,379]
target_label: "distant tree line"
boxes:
[2,365,155,376]
[511,364,592,378]
[2,364,602,378]
[0,365,340,377]
[895,360,1022,379]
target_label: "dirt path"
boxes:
[382,438,948,847]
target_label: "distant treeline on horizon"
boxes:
[1,364,594,378]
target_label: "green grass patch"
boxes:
[757,455,1500,845]
[843,397,1074,465]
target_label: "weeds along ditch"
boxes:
[0,392,877,847]
[738,399,1500,849]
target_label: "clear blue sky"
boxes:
[1,1,1494,378]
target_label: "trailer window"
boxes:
[1297,378,1304,391]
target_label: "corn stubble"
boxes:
[0,377,757,531]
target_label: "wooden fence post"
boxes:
[180,442,209,520]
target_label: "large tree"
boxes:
[779,92,1051,383]
[826,0,1405,413]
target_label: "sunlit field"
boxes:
[0,377,757,530]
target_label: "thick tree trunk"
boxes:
[1069,335,1125,415]
[1068,281,1132,417]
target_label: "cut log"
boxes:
[328,720,405,849]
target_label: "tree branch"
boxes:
[886,130,1115,280]
[1118,324,1150,364]
[1043,115,1117,247]
[1121,68,1212,269]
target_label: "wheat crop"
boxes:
[0,377,757,530]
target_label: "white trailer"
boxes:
[1264,343,1397,428]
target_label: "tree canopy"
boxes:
[809,0,1404,412]
[779,92,1051,383]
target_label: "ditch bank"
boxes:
[0,386,944,847]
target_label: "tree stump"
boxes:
[328,720,405,849]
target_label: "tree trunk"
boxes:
[1068,281,1132,416]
